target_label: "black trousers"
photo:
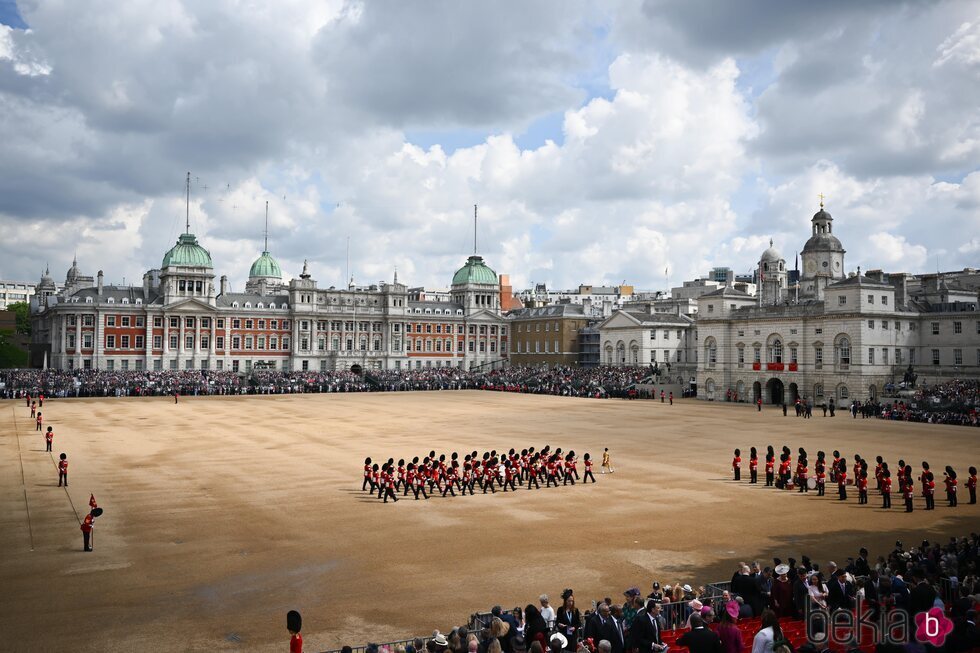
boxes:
[59,472,67,487]
[583,470,596,483]
[839,486,847,500]
[362,476,371,491]
[36,422,42,431]
[905,497,913,512]
[970,488,976,504]
[734,468,741,481]
[817,482,825,496]
[502,477,516,492]
[383,487,398,503]
[83,531,91,551]
[766,471,774,486]
[798,478,809,492]
[925,494,934,510]
[563,473,575,486]
[750,469,757,483]
[882,493,891,508]
[859,489,867,504]
[527,474,540,490]
[46,441,52,452]
[949,491,957,507]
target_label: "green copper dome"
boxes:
[249,251,282,279]
[452,255,498,286]
[162,233,213,268]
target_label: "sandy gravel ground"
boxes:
[1,392,978,652]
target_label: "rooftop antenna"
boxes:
[473,204,478,255]
[185,171,191,234]
[264,200,269,252]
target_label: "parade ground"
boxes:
[1,392,978,652]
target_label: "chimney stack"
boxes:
[97,270,104,296]
[220,275,228,296]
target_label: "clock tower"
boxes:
[800,200,845,300]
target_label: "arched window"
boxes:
[838,385,849,399]
[814,383,824,398]
[768,337,782,363]
[704,337,717,366]
[836,336,851,368]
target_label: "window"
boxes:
[106,359,114,371]
[753,347,761,363]
[837,338,851,368]
[895,348,902,365]
[153,336,162,349]
[258,336,266,350]
[457,340,464,352]
[790,347,798,364]
[83,333,93,348]
[201,318,210,328]
[106,335,116,348]
[185,317,194,328]
[815,347,823,367]
[216,336,224,350]
[954,321,962,334]
[217,319,224,329]
[881,320,888,330]
[301,338,309,350]
[737,347,744,364]
[867,294,874,304]
[868,348,875,364]
[301,321,309,331]
[318,338,326,351]
[707,304,714,313]
[83,315,94,326]
[769,338,782,363]
[663,331,670,340]
[881,295,888,305]
[170,335,179,349]
[882,348,888,364]
[282,337,289,350]
[479,341,486,353]
[232,336,241,349]
[910,348,916,365]
[107,315,116,327]
[814,328,822,334]
[185,335,194,349]
[894,321,900,330]
[839,386,849,399]
[121,316,130,327]
[932,349,940,365]
[838,296,846,306]
[954,349,962,365]
[868,320,874,329]
[425,324,432,333]
[232,319,241,329]
[737,330,744,337]
[270,336,278,350]
[245,336,253,350]
[931,322,940,335]
[245,319,253,329]
[121,335,130,348]
[910,322,916,331]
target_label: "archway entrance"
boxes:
[350,364,363,375]
[752,381,762,404]
[788,382,799,404]
[868,384,877,401]
[766,378,784,405]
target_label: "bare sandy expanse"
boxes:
[1,392,978,652]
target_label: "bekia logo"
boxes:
[914,607,953,646]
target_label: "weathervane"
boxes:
[818,192,826,209]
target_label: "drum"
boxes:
[807,478,817,490]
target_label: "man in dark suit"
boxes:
[827,569,854,612]
[676,615,721,653]
[908,568,937,618]
[854,548,871,577]
[629,601,666,652]
[588,604,625,653]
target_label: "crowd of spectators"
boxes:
[0,366,656,400]
[332,534,980,653]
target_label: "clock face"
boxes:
[822,261,829,268]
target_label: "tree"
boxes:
[0,329,28,368]
[7,301,30,336]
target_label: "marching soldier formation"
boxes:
[20,392,104,551]
[362,445,602,503]
[731,445,977,512]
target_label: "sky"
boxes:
[1,1,979,294]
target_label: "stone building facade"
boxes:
[508,304,593,367]
[696,205,980,404]
[30,231,509,372]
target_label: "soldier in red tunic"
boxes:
[45,426,54,452]
[923,471,935,510]
[837,461,847,501]
[287,610,303,653]
[765,447,775,487]
[732,448,742,481]
[30,400,36,418]
[797,457,809,493]
[968,466,977,505]
[81,512,94,552]
[815,459,826,496]
[58,452,68,487]
[582,453,595,484]
[881,469,892,509]
[903,466,914,512]
[35,411,42,431]
[362,457,374,492]
[943,467,958,507]
[857,470,868,504]
[749,447,758,484]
